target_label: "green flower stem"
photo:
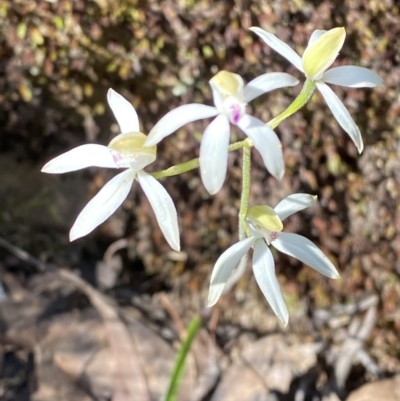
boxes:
[239,146,251,237]
[164,316,202,401]
[151,158,200,180]
[223,144,251,293]
[267,79,316,129]
[151,138,252,180]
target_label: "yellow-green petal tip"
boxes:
[302,27,346,81]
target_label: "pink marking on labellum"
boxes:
[229,103,242,125]
[269,231,279,241]
[112,152,125,165]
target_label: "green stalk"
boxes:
[268,79,316,129]
[223,145,251,293]
[151,158,200,180]
[151,138,252,180]
[239,146,251,237]
[164,316,202,401]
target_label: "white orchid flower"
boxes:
[144,71,299,195]
[41,89,180,250]
[208,194,340,325]
[250,27,384,153]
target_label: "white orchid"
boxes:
[144,70,299,195]
[250,27,384,153]
[208,194,339,325]
[41,89,180,250]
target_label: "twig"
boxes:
[103,239,129,264]
[58,270,151,401]
[0,235,151,401]
[334,305,377,390]
[0,236,47,272]
[159,292,186,339]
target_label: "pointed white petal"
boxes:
[210,83,225,112]
[322,66,384,88]
[307,30,327,47]
[70,169,136,241]
[243,72,300,103]
[107,88,140,134]
[208,237,256,307]
[41,144,120,174]
[252,240,289,325]
[137,171,180,251]
[274,194,317,221]
[273,232,340,279]
[249,27,304,72]
[316,82,364,153]
[238,115,284,180]
[199,114,231,195]
[145,104,219,147]
[223,252,249,293]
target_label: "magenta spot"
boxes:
[112,152,124,165]
[229,103,242,125]
[270,231,279,241]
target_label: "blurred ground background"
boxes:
[0,0,400,400]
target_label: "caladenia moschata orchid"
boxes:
[145,70,299,195]
[208,194,340,325]
[40,25,383,325]
[41,89,180,251]
[250,26,384,153]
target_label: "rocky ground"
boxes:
[0,0,400,400]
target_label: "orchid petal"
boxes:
[208,237,256,307]
[302,27,345,80]
[274,194,317,221]
[145,104,219,147]
[243,72,300,103]
[273,232,340,279]
[249,27,304,72]
[210,84,225,112]
[199,114,231,195]
[252,240,289,325]
[316,82,363,153]
[238,115,284,180]
[42,144,120,174]
[307,30,327,47]
[323,66,384,88]
[70,169,136,241]
[107,88,140,134]
[137,171,180,251]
